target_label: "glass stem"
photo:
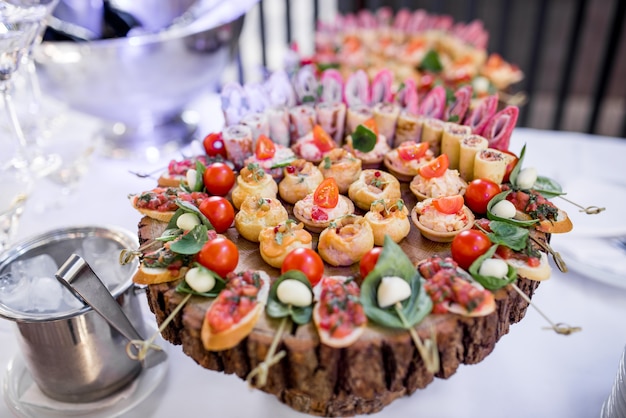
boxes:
[0,81,29,153]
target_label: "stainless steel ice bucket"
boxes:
[0,226,144,403]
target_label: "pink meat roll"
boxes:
[481,105,519,151]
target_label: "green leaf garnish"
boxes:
[270,157,297,169]
[174,199,214,229]
[509,144,526,187]
[169,224,209,255]
[487,191,538,227]
[486,220,529,251]
[468,245,517,291]
[533,176,566,198]
[266,270,313,325]
[351,124,377,153]
[419,49,443,73]
[156,228,183,242]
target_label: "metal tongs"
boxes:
[55,254,168,368]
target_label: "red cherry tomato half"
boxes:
[418,154,449,178]
[359,246,383,279]
[198,196,234,233]
[361,118,378,135]
[433,195,464,214]
[313,177,339,209]
[397,141,429,161]
[281,248,325,286]
[197,237,239,278]
[312,125,335,152]
[203,162,235,196]
[501,150,519,183]
[450,230,492,271]
[202,132,227,158]
[464,179,501,214]
[254,134,276,160]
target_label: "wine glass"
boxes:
[0,0,61,178]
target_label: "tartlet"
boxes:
[348,169,402,211]
[258,220,313,268]
[363,199,411,246]
[293,194,355,233]
[317,215,375,267]
[343,132,391,169]
[278,159,324,204]
[409,169,468,201]
[317,148,362,194]
[234,195,288,242]
[410,198,475,243]
[383,141,434,182]
[231,163,279,210]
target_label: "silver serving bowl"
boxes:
[35,2,248,158]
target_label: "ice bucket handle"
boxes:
[55,253,167,368]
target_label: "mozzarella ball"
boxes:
[176,212,201,231]
[186,168,198,190]
[185,267,216,293]
[377,276,412,308]
[276,279,313,307]
[478,258,509,279]
[516,167,537,190]
[491,200,516,219]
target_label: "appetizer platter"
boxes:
[124,65,584,417]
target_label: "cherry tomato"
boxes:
[198,196,234,233]
[202,132,227,158]
[281,248,325,286]
[203,162,235,196]
[254,134,276,160]
[312,125,335,152]
[197,237,239,277]
[313,177,339,208]
[361,118,378,135]
[464,179,501,214]
[501,150,519,183]
[433,195,464,214]
[418,154,449,178]
[450,230,491,271]
[397,141,429,161]
[359,247,383,279]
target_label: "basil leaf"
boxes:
[175,269,226,298]
[447,114,460,123]
[266,270,313,325]
[509,144,526,187]
[175,199,214,229]
[487,191,538,227]
[468,245,517,291]
[351,124,377,153]
[169,224,209,255]
[487,220,528,251]
[192,160,206,192]
[156,228,183,242]
[361,236,432,329]
[270,157,297,169]
[533,175,566,198]
[419,49,443,73]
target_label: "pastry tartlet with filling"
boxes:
[258,220,313,268]
[348,169,402,211]
[317,148,362,194]
[234,195,288,242]
[343,119,391,169]
[363,199,411,246]
[410,195,475,243]
[293,178,355,233]
[278,159,324,205]
[383,141,434,182]
[409,154,468,201]
[231,163,279,210]
[243,134,296,180]
[291,124,336,164]
[317,215,375,267]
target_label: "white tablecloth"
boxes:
[2,95,626,418]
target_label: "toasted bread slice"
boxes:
[132,264,188,285]
[130,194,175,223]
[499,251,552,281]
[514,208,573,234]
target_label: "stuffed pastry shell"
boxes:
[383,141,434,182]
[411,197,475,243]
[317,215,375,267]
[231,163,279,210]
[343,131,391,169]
[364,199,411,245]
[348,169,402,211]
[278,159,324,204]
[258,220,313,268]
[318,149,362,194]
[409,169,468,201]
[234,196,288,242]
[293,178,355,233]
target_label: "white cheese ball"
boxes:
[186,168,198,190]
[516,167,537,190]
[491,200,517,219]
[185,267,216,293]
[478,258,509,279]
[176,212,201,231]
[377,276,412,308]
[276,279,312,307]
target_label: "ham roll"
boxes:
[315,101,347,145]
[372,102,401,146]
[440,123,472,170]
[223,124,253,170]
[459,134,488,181]
[394,111,424,147]
[289,105,317,144]
[241,112,270,148]
[421,117,446,155]
[473,148,508,184]
[346,104,374,135]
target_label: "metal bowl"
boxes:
[35,2,249,158]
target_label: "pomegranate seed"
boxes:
[374,171,381,177]
[286,165,296,174]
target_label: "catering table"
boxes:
[1,94,626,418]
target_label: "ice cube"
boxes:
[79,237,129,292]
[10,254,58,281]
[0,271,30,311]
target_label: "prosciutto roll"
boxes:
[223,124,253,170]
[319,69,344,104]
[421,117,446,155]
[346,104,374,135]
[463,94,498,135]
[315,101,347,144]
[344,69,371,108]
[294,64,319,104]
[481,106,519,151]
[418,85,446,120]
[440,123,472,170]
[266,107,291,147]
[394,111,424,147]
[459,134,488,181]
[473,148,508,184]
[372,102,400,146]
[221,82,249,126]
[241,112,270,148]
[370,68,394,104]
[289,105,317,144]
[444,85,472,123]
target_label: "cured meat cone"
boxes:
[463,94,498,135]
[482,106,519,151]
[418,85,446,120]
[444,85,472,123]
[344,69,370,108]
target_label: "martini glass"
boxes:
[0,0,61,178]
